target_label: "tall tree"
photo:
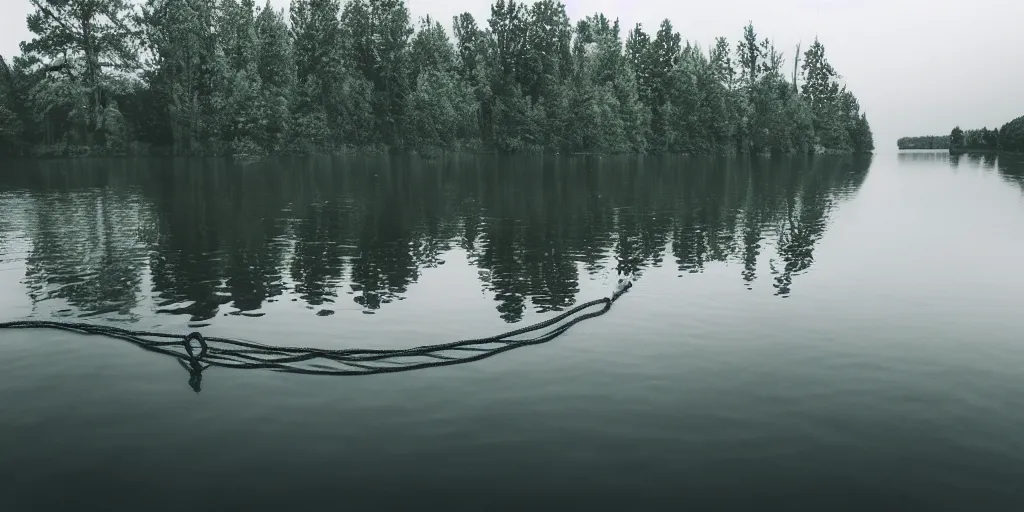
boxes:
[141,0,224,153]
[340,0,414,146]
[649,19,681,107]
[710,36,736,90]
[22,0,140,147]
[289,0,339,85]
[487,0,529,89]
[217,0,265,153]
[452,12,482,84]
[523,0,572,101]
[949,125,965,149]
[405,14,478,151]
[483,0,535,152]
[256,2,295,151]
[800,38,839,112]
[288,0,340,148]
[736,22,762,88]
[624,23,652,106]
[409,15,456,79]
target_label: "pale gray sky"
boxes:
[3,0,1022,148]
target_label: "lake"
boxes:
[1,151,1023,510]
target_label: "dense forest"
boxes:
[0,0,873,157]
[948,116,1024,153]
[897,135,949,150]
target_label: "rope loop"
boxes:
[183,332,208,360]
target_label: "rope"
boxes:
[0,280,633,388]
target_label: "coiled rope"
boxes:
[0,280,633,387]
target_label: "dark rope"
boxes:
[0,281,634,383]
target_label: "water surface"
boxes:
[1,152,1023,510]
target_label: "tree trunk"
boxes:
[792,43,801,93]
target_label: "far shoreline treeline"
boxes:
[898,114,1023,154]
[0,0,873,159]
[897,135,949,150]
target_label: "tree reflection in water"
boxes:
[0,153,872,322]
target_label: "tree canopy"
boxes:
[0,0,875,157]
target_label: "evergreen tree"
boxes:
[736,23,762,88]
[288,0,339,149]
[405,15,478,151]
[23,0,140,149]
[217,0,264,154]
[410,16,456,78]
[452,13,482,84]
[340,0,414,146]
[255,3,295,151]
[950,126,965,149]
[141,0,224,153]
[624,23,653,107]
[523,1,572,101]
[800,38,839,112]
[851,112,874,152]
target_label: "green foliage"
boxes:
[21,0,139,148]
[410,16,456,78]
[851,113,874,153]
[405,69,479,150]
[452,12,483,86]
[256,4,295,151]
[796,39,871,154]
[554,14,647,153]
[340,0,413,146]
[3,0,874,157]
[736,23,762,88]
[800,38,839,112]
[290,0,340,84]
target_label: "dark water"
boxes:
[1,152,1023,510]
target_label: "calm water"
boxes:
[1,152,1023,510]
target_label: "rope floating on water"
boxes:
[0,280,633,388]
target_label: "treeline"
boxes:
[948,115,1024,153]
[897,135,949,150]
[0,0,873,157]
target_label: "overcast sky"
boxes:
[3,0,1022,148]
